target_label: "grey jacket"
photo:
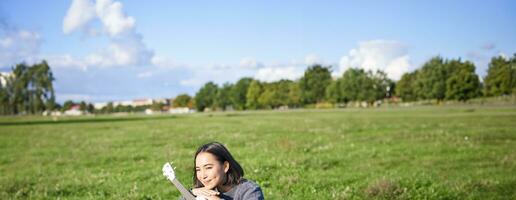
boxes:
[181,179,264,200]
[219,179,264,200]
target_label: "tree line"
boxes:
[1,54,515,115]
[192,54,516,111]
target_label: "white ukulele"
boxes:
[162,162,207,200]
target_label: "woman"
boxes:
[186,142,264,200]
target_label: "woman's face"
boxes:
[195,152,229,190]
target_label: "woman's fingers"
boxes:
[192,188,219,197]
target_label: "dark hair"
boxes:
[193,142,244,188]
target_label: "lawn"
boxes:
[0,106,515,199]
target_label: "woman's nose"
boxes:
[199,171,207,179]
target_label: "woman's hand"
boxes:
[192,187,220,200]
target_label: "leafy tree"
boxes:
[483,54,516,96]
[288,82,301,107]
[151,102,164,111]
[195,82,218,111]
[29,61,56,113]
[299,64,332,104]
[79,101,87,111]
[11,63,30,114]
[230,77,253,110]
[337,68,392,105]
[246,80,262,110]
[258,83,275,109]
[61,100,74,112]
[104,102,114,113]
[215,83,233,110]
[445,59,481,101]
[339,68,365,103]
[396,71,418,101]
[87,103,95,114]
[325,79,341,103]
[415,56,448,100]
[173,94,192,108]
[0,73,13,114]
[0,61,56,115]
[356,71,376,104]
[371,70,394,100]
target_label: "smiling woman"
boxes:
[184,142,264,200]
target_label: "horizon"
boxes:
[1,0,515,103]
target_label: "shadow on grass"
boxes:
[0,115,178,126]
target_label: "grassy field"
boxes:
[0,106,515,199]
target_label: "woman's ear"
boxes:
[223,161,230,173]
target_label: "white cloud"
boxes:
[151,55,183,69]
[85,34,154,67]
[62,0,96,34]
[254,64,304,82]
[0,28,41,67]
[337,40,411,80]
[95,0,135,37]
[304,54,323,66]
[137,71,153,78]
[45,54,88,71]
[179,62,258,87]
[239,57,264,69]
[58,93,94,102]
[180,78,205,87]
[61,0,153,69]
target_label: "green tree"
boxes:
[104,102,114,113]
[339,68,365,103]
[230,77,253,110]
[0,73,13,114]
[299,64,332,104]
[483,54,516,96]
[0,61,56,115]
[29,61,56,113]
[195,82,218,111]
[61,100,74,112]
[372,70,395,100]
[151,102,164,111]
[215,83,233,110]
[173,94,192,108]
[396,71,418,101]
[357,71,376,104]
[325,79,341,103]
[246,80,262,110]
[87,103,95,114]
[11,63,30,114]
[445,59,481,101]
[79,101,87,111]
[258,80,292,109]
[258,83,275,109]
[415,56,448,100]
[288,82,301,107]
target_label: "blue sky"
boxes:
[1,0,515,103]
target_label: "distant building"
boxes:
[169,107,195,114]
[92,98,173,110]
[154,98,169,105]
[64,105,83,116]
[94,102,108,110]
[113,100,133,107]
[133,99,153,106]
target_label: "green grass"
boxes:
[1,106,515,199]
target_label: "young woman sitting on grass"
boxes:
[184,142,264,200]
